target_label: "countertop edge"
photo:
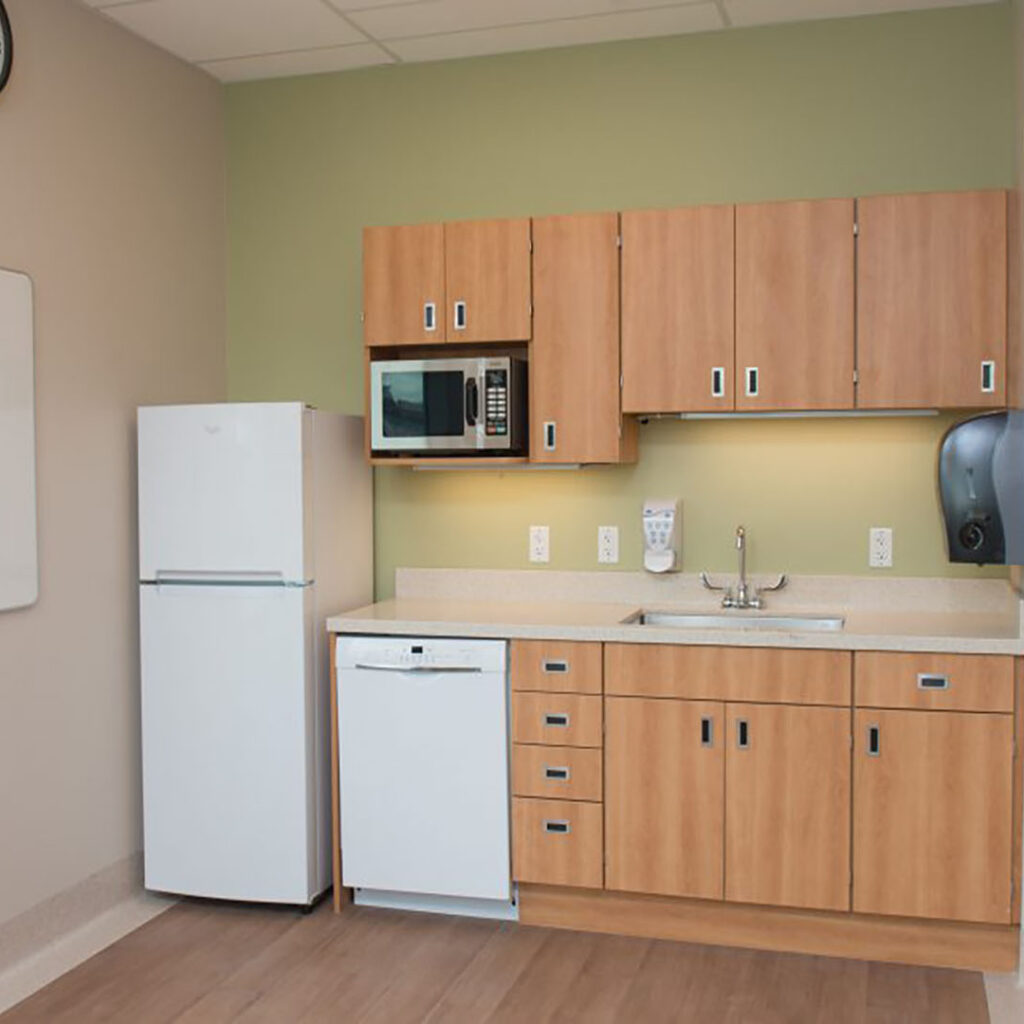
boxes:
[325,617,1024,656]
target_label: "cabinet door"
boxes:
[622,206,735,413]
[736,199,855,410]
[363,223,445,346]
[532,213,630,464]
[853,709,1014,924]
[605,697,724,899]
[857,190,1007,409]
[444,218,531,343]
[725,704,850,912]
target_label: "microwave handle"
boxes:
[465,377,479,427]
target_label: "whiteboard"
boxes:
[0,269,37,611]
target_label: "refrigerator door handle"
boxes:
[153,570,287,585]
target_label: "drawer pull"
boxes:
[700,716,714,748]
[867,724,881,757]
[917,673,950,691]
[544,765,570,781]
[737,718,750,750]
[544,712,570,728]
[542,659,569,674]
[543,819,571,835]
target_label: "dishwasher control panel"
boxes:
[336,636,507,674]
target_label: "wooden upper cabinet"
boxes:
[725,704,851,912]
[853,708,1014,924]
[605,697,724,900]
[622,206,735,413]
[531,213,634,464]
[444,218,532,343]
[735,199,855,410]
[363,223,445,346]
[857,190,1007,409]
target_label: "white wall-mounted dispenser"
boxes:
[643,499,680,573]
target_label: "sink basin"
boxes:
[623,610,845,632]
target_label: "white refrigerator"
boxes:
[137,402,371,905]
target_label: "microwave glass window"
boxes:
[382,371,465,438]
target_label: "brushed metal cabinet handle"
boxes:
[867,724,881,757]
[542,659,569,674]
[543,819,571,835]
[701,716,714,748]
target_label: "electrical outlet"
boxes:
[869,527,893,568]
[598,526,619,564]
[529,525,550,564]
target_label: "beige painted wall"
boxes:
[0,0,225,929]
[225,5,1014,598]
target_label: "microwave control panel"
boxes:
[484,369,508,436]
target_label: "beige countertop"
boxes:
[327,596,1024,655]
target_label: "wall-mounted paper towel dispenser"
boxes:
[938,411,1024,565]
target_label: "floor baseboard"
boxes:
[0,891,175,1015]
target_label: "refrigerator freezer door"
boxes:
[140,582,316,903]
[138,403,310,583]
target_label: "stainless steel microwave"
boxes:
[369,356,528,456]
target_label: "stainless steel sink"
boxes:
[622,610,845,631]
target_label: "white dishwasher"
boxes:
[336,636,515,920]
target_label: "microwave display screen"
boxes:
[381,370,465,438]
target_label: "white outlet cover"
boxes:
[529,525,550,564]
[869,527,893,568]
[598,525,619,564]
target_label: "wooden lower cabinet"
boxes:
[512,797,603,889]
[725,704,851,911]
[605,697,725,900]
[853,708,1015,924]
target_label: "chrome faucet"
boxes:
[700,525,787,610]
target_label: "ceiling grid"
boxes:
[77,0,1000,82]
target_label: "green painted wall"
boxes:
[226,6,1014,599]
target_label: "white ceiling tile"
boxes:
[201,43,393,82]
[388,4,724,61]
[724,0,999,30]
[103,0,367,63]
[349,0,711,42]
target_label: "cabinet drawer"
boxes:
[510,640,602,694]
[512,693,602,747]
[605,645,851,705]
[512,798,603,889]
[855,652,1014,713]
[512,744,602,802]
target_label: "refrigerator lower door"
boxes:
[140,582,317,903]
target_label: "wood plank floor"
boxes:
[0,899,990,1023]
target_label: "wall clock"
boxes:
[0,1,11,95]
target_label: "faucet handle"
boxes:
[699,571,727,592]
[758,574,788,594]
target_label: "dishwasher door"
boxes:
[337,637,510,903]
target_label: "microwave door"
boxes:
[372,362,473,451]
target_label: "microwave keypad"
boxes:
[485,369,508,436]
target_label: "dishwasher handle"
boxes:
[353,662,484,674]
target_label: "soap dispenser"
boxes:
[643,499,681,573]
